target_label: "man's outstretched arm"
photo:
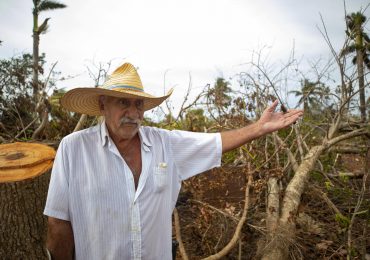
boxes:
[221,100,303,153]
[46,217,75,260]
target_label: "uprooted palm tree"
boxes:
[341,11,370,122]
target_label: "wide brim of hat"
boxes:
[60,87,173,116]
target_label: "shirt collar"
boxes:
[100,121,152,151]
[100,121,109,147]
[138,127,152,152]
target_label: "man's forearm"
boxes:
[46,217,75,260]
[221,122,264,153]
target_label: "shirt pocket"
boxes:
[153,162,168,193]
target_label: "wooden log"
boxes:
[0,142,55,259]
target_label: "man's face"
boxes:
[99,96,144,141]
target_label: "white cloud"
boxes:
[1,0,369,112]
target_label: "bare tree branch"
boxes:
[201,172,253,260]
[174,208,189,260]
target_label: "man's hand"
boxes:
[221,100,303,153]
[257,100,303,135]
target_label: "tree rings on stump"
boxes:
[0,142,55,182]
[0,142,56,259]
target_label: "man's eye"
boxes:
[136,101,144,109]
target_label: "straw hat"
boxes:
[61,63,173,116]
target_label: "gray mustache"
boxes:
[120,117,141,125]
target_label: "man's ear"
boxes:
[98,96,105,111]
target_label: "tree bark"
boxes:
[32,12,39,101]
[259,145,326,260]
[32,109,48,139]
[261,238,290,260]
[355,24,367,122]
[266,177,279,232]
[329,145,367,154]
[280,145,325,224]
[259,129,368,259]
[0,171,50,259]
[174,208,189,260]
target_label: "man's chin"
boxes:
[118,126,139,138]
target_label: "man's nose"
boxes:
[125,103,140,118]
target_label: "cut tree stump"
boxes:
[0,142,56,259]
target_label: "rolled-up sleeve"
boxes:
[44,139,70,221]
[168,130,222,180]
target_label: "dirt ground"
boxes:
[173,154,370,259]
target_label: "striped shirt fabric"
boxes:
[44,122,222,260]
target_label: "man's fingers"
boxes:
[284,110,304,124]
[285,109,304,116]
[267,100,279,112]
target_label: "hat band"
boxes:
[106,85,143,92]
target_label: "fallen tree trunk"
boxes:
[260,145,325,260]
[260,129,368,260]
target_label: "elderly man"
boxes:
[44,63,303,260]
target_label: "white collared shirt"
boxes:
[44,123,222,260]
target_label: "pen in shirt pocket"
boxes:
[158,162,167,169]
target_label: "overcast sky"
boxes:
[1,0,369,113]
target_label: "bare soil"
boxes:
[173,154,370,259]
